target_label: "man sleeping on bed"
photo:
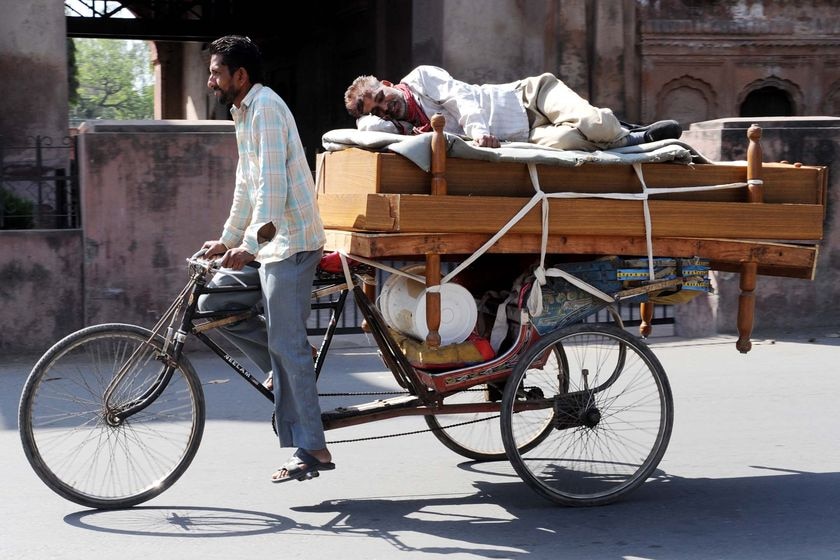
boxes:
[344,65,681,152]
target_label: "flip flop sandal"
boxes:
[271,448,336,484]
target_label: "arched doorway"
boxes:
[739,86,794,117]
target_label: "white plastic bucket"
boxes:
[379,265,477,346]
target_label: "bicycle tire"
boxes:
[500,323,673,506]
[425,346,567,462]
[19,323,205,509]
[424,383,508,461]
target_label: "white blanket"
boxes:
[321,128,712,172]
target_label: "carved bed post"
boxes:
[639,302,654,338]
[430,113,447,196]
[736,124,763,353]
[747,124,764,203]
[424,114,448,346]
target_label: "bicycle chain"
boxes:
[325,413,501,445]
[309,388,497,444]
[317,390,410,397]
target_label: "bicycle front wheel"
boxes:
[501,323,673,506]
[19,323,205,509]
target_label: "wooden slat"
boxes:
[318,149,428,194]
[316,193,397,231]
[318,194,824,240]
[323,230,818,279]
[319,150,826,204]
[398,196,825,239]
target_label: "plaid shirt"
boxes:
[220,84,325,262]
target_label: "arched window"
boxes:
[739,86,794,117]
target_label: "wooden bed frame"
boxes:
[317,115,827,352]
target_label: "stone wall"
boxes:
[0,230,84,353]
[678,117,840,336]
[2,122,238,353]
[77,121,238,328]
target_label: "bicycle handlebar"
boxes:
[187,249,261,272]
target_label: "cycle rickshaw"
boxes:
[18,249,677,509]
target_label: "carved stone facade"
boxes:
[421,0,840,128]
[637,0,840,126]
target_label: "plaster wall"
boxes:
[77,121,237,328]
[415,0,576,85]
[0,230,84,353]
[436,0,536,83]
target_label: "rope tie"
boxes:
[336,161,750,319]
[632,163,656,280]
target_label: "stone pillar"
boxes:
[678,117,840,336]
[415,0,564,83]
[152,41,186,119]
[182,42,223,120]
[0,0,67,151]
[590,0,627,116]
[554,0,590,96]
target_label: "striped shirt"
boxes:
[402,65,530,142]
[221,84,325,263]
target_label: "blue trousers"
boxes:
[197,250,325,450]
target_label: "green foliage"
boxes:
[67,39,79,106]
[69,39,154,123]
[0,188,34,229]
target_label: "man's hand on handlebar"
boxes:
[201,240,228,259]
[198,241,256,271]
[219,247,256,271]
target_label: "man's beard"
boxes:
[389,96,407,120]
[214,85,239,106]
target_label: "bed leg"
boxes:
[639,301,654,338]
[425,252,442,347]
[736,261,757,353]
[736,125,763,353]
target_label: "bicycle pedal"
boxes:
[299,470,320,481]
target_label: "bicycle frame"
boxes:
[104,258,381,421]
[104,256,588,427]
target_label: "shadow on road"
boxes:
[63,467,840,558]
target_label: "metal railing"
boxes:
[0,135,80,230]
